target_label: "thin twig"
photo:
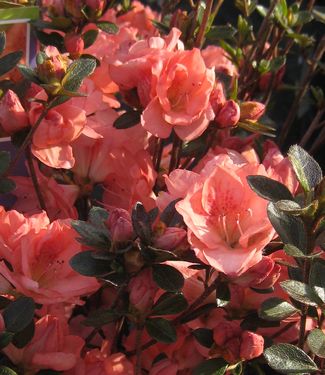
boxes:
[168,134,182,174]
[25,147,47,213]
[300,107,325,148]
[194,0,214,48]
[278,36,325,146]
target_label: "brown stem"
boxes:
[6,105,50,177]
[168,134,182,174]
[300,107,325,148]
[269,321,297,340]
[194,0,214,48]
[153,138,164,173]
[278,37,325,146]
[309,122,325,154]
[25,147,47,213]
[211,0,224,20]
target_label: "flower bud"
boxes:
[106,208,133,243]
[0,90,29,134]
[85,0,106,16]
[37,54,69,87]
[128,269,157,313]
[154,227,187,251]
[215,99,240,128]
[240,331,264,360]
[240,101,265,121]
[64,33,85,58]
[210,82,226,116]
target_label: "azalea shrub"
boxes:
[0,0,324,374]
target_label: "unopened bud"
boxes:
[240,101,265,122]
[106,208,133,243]
[64,33,85,58]
[0,90,29,134]
[215,99,240,128]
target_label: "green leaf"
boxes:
[258,297,299,321]
[284,244,308,258]
[192,328,214,349]
[35,30,65,51]
[264,343,318,373]
[61,58,96,93]
[0,51,23,77]
[309,258,325,304]
[247,175,293,202]
[69,250,111,277]
[71,219,110,249]
[238,120,276,137]
[180,303,217,324]
[96,21,119,34]
[276,199,318,217]
[12,320,35,348]
[131,202,152,244]
[142,246,177,263]
[288,145,322,192]
[0,366,18,375]
[82,29,98,49]
[3,297,35,333]
[0,332,14,349]
[83,308,120,327]
[151,292,188,315]
[280,280,321,306]
[312,7,325,24]
[193,358,228,375]
[152,264,184,292]
[206,25,237,41]
[0,151,10,175]
[216,281,230,307]
[145,318,177,344]
[267,202,307,251]
[307,329,325,358]
[0,31,5,54]
[151,20,170,34]
[88,206,109,227]
[113,110,141,129]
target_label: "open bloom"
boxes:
[4,315,83,373]
[165,152,277,276]
[141,48,215,141]
[0,208,99,304]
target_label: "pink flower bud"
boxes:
[106,208,133,242]
[154,227,187,251]
[215,99,240,128]
[240,101,265,121]
[128,269,157,313]
[0,90,29,134]
[210,82,226,115]
[85,0,105,12]
[240,331,264,360]
[64,33,85,56]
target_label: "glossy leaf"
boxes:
[264,343,318,373]
[152,264,184,292]
[247,175,293,202]
[69,250,111,277]
[258,297,299,321]
[280,280,321,306]
[151,292,188,315]
[61,58,96,93]
[307,329,325,358]
[3,297,35,333]
[96,21,118,34]
[113,110,141,129]
[192,328,214,349]
[0,51,23,76]
[145,318,177,344]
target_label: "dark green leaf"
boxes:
[267,202,307,251]
[193,358,228,375]
[113,110,141,129]
[0,332,14,349]
[280,280,321,306]
[88,206,109,226]
[152,264,184,292]
[258,297,299,321]
[307,329,325,358]
[3,297,35,333]
[96,21,119,34]
[309,258,325,303]
[0,366,18,375]
[61,58,96,93]
[145,318,177,344]
[288,145,322,192]
[0,151,10,176]
[276,199,318,217]
[206,25,237,41]
[151,292,188,315]
[284,244,308,258]
[247,175,293,202]
[12,320,35,348]
[0,51,23,76]
[71,219,110,249]
[82,29,99,49]
[216,281,230,307]
[35,30,65,51]
[192,328,214,349]
[0,31,5,54]
[151,20,170,34]
[142,246,177,262]
[238,120,276,137]
[83,308,120,327]
[0,296,10,309]
[69,250,111,277]
[160,199,183,227]
[131,202,152,243]
[264,343,318,373]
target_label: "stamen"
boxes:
[236,213,244,236]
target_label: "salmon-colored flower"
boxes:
[4,315,83,373]
[0,209,99,304]
[0,90,29,134]
[142,48,215,141]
